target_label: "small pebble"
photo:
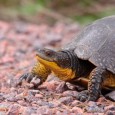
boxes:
[58,96,73,105]
[35,94,43,98]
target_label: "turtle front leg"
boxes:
[77,67,108,102]
[16,62,51,88]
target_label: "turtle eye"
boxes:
[45,50,52,56]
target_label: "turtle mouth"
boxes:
[36,53,53,62]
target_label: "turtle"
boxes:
[17,16,115,102]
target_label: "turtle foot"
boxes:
[16,73,42,88]
[76,90,89,102]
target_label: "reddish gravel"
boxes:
[0,20,115,115]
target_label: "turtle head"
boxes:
[36,48,75,81]
[36,48,71,69]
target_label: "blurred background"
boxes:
[0,0,115,25]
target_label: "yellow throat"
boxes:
[36,56,76,81]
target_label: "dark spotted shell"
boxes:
[63,16,115,74]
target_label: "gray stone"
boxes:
[106,91,115,101]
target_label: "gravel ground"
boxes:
[0,20,115,115]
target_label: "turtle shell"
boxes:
[63,16,115,74]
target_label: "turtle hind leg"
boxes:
[88,67,108,101]
[77,67,108,102]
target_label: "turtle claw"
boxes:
[76,90,89,102]
[16,73,40,87]
[16,73,28,86]
[25,73,35,83]
[76,90,99,102]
